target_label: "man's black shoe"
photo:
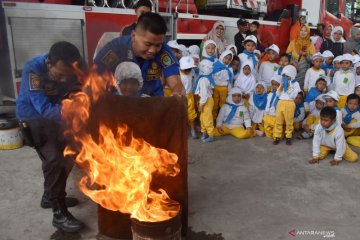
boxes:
[41,194,79,209]
[52,199,83,233]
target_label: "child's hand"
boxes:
[308,158,320,164]
[303,125,310,133]
[246,127,253,135]
[198,104,203,113]
[342,125,352,131]
[330,159,341,166]
[217,126,224,134]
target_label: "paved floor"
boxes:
[0,136,360,240]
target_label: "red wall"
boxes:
[267,0,302,16]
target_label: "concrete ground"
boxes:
[1,136,360,240]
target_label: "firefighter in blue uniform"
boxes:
[16,41,84,233]
[94,12,184,96]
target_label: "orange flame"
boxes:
[62,70,180,222]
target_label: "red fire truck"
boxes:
[0,0,359,99]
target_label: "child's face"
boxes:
[243,41,256,53]
[255,84,265,95]
[315,80,327,92]
[243,65,251,75]
[333,30,342,42]
[356,86,360,96]
[119,78,140,97]
[232,60,240,72]
[320,116,336,129]
[325,57,333,65]
[267,50,278,62]
[271,80,280,91]
[279,56,289,67]
[294,93,303,105]
[205,44,216,56]
[356,66,360,75]
[192,57,199,66]
[325,98,337,107]
[172,48,182,60]
[312,58,323,69]
[230,47,236,54]
[250,24,258,32]
[334,62,340,69]
[347,99,359,111]
[315,100,325,110]
[232,93,242,104]
[222,54,232,65]
[341,60,352,70]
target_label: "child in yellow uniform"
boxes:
[309,107,358,165]
[214,87,254,139]
[249,82,267,136]
[264,76,281,139]
[293,92,305,131]
[273,65,301,145]
[179,56,198,139]
[258,44,280,92]
[322,90,343,126]
[304,77,327,113]
[341,94,360,137]
[194,59,216,142]
[212,50,234,118]
[298,95,325,139]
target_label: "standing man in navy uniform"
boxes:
[94,12,184,96]
[16,41,84,233]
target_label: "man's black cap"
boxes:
[237,18,248,26]
[134,0,152,9]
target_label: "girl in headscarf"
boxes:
[248,82,268,136]
[233,61,256,107]
[213,87,254,139]
[202,21,228,57]
[286,25,315,88]
[201,40,217,62]
[344,25,360,54]
[225,44,238,55]
[320,26,345,57]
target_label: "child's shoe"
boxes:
[256,130,264,137]
[190,129,198,139]
[200,133,209,141]
[202,136,216,143]
[272,138,280,145]
[286,138,292,145]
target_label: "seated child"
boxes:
[201,40,217,62]
[294,92,305,131]
[234,61,256,107]
[341,93,360,137]
[179,56,198,139]
[304,77,327,113]
[333,53,356,108]
[231,55,240,83]
[249,82,267,136]
[212,50,234,117]
[321,50,334,78]
[304,52,325,93]
[298,94,325,139]
[322,90,343,125]
[264,76,281,139]
[114,62,143,96]
[273,65,301,145]
[309,107,358,165]
[258,44,280,92]
[194,59,216,143]
[214,87,254,139]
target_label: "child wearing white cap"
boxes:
[333,53,356,108]
[304,53,326,93]
[264,76,281,139]
[341,93,360,137]
[273,65,301,145]
[213,87,254,139]
[212,50,234,118]
[248,82,267,136]
[321,50,334,78]
[238,35,259,74]
[309,107,358,166]
[179,56,198,139]
[322,90,343,125]
[167,40,183,60]
[194,59,216,142]
[179,44,190,56]
[298,95,325,139]
[188,45,200,56]
[114,62,143,96]
[258,44,280,92]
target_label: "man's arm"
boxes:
[165,75,185,95]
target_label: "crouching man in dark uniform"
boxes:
[16,41,84,232]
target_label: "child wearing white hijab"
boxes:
[201,40,217,62]
[225,44,238,56]
[214,87,254,139]
[233,61,256,107]
[248,82,267,136]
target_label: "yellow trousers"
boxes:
[252,123,264,136]
[212,86,228,117]
[347,136,360,148]
[274,100,296,139]
[213,125,253,139]
[264,115,276,139]
[344,119,360,137]
[200,97,215,136]
[318,145,358,163]
[337,95,347,109]
[164,88,172,97]
[186,93,197,122]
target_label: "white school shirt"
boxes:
[213,69,232,87]
[248,94,265,123]
[277,81,301,101]
[304,67,326,92]
[341,108,360,128]
[258,61,280,89]
[180,70,195,94]
[294,105,305,123]
[265,91,277,116]
[336,109,343,126]
[333,70,356,96]
[312,124,346,161]
[195,76,213,105]
[216,104,252,129]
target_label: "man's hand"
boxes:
[330,159,341,166]
[166,75,185,95]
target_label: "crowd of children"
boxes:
[113,34,360,165]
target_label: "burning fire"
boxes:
[61,70,181,222]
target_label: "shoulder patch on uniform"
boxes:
[29,73,42,91]
[160,51,175,68]
[101,50,120,69]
